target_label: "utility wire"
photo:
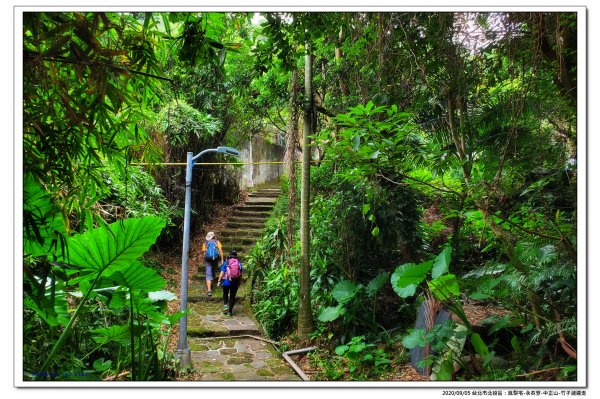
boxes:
[130,160,329,166]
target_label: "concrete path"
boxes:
[186,187,302,381]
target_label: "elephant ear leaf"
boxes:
[112,262,165,292]
[366,272,390,298]
[332,280,359,304]
[62,217,166,273]
[432,247,452,279]
[391,261,432,298]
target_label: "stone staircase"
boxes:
[185,186,301,381]
[219,188,281,259]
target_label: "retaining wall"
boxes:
[239,136,285,189]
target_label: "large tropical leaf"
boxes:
[92,324,131,345]
[23,174,67,257]
[366,272,390,298]
[391,261,432,298]
[318,305,346,322]
[112,261,165,292]
[332,280,359,304]
[432,247,452,279]
[62,217,165,272]
[428,274,460,301]
[148,290,177,302]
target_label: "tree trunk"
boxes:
[298,42,314,339]
[285,69,299,265]
[335,25,350,98]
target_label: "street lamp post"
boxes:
[175,146,240,368]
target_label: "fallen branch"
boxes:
[103,371,130,381]
[516,367,565,378]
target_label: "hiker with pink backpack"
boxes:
[217,251,243,317]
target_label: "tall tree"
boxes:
[285,68,300,264]
[298,42,314,338]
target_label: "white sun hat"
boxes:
[205,231,215,241]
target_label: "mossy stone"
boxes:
[271,365,293,374]
[227,357,253,365]
[256,368,274,377]
[198,361,221,374]
[221,372,235,381]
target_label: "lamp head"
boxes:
[216,146,241,157]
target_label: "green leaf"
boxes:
[92,324,131,345]
[486,314,513,334]
[510,335,521,353]
[24,289,70,327]
[371,226,380,237]
[432,247,452,279]
[318,305,345,322]
[402,328,428,349]
[166,310,189,326]
[335,344,349,356]
[62,217,166,272]
[93,358,112,372]
[107,290,128,309]
[470,333,489,359]
[23,174,67,257]
[366,272,390,298]
[428,274,460,301]
[148,290,177,302]
[112,261,165,292]
[353,134,361,151]
[362,204,371,216]
[435,358,455,381]
[391,261,432,298]
[332,280,358,304]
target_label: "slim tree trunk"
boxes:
[298,42,314,339]
[286,69,299,264]
[335,25,350,97]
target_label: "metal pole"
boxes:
[175,147,239,370]
[176,151,193,368]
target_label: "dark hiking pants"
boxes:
[222,278,241,313]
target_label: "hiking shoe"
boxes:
[226,311,232,317]
[222,305,229,314]
[207,290,212,296]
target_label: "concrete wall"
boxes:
[239,136,285,189]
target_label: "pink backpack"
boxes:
[227,258,241,279]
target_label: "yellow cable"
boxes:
[130,160,327,166]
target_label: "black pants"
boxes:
[222,278,241,313]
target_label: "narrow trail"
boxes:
[184,187,302,381]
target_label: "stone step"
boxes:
[220,227,264,238]
[235,204,276,212]
[187,302,261,337]
[188,283,248,303]
[225,221,266,229]
[231,209,272,217]
[221,236,257,247]
[228,216,270,224]
[248,192,280,198]
[244,197,278,205]
[188,337,302,381]
[254,188,281,193]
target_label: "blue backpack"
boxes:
[205,240,219,261]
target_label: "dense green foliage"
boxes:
[22,11,253,380]
[23,10,578,382]
[248,11,578,381]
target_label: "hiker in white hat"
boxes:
[201,231,223,296]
